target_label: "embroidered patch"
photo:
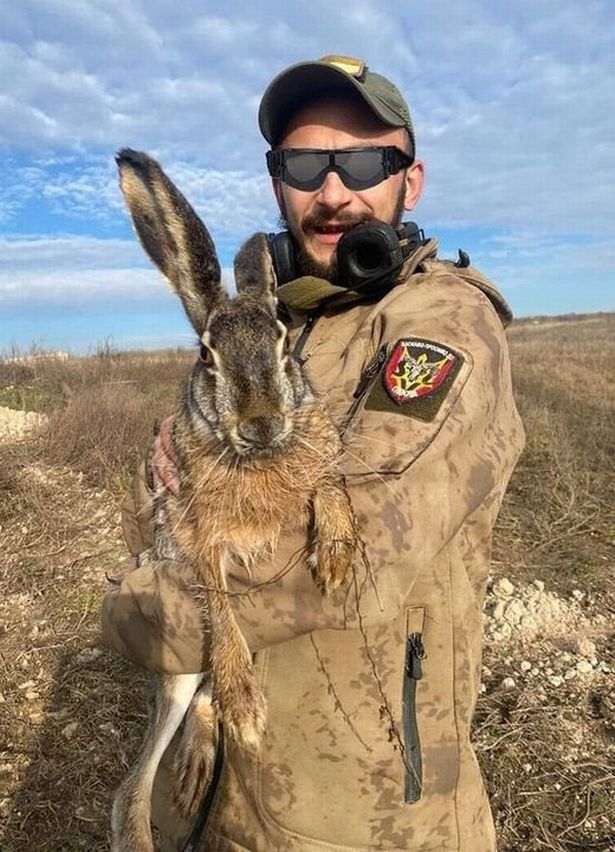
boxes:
[384,339,459,404]
[365,338,463,422]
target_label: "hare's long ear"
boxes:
[116,148,224,335]
[233,233,277,314]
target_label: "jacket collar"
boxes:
[276,238,438,314]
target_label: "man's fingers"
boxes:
[160,415,179,464]
[153,431,181,495]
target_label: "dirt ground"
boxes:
[0,316,613,851]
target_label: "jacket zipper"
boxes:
[403,632,425,803]
[342,344,388,429]
[181,722,225,851]
[292,310,321,362]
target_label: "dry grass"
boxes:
[0,317,613,851]
[494,313,614,595]
[478,313,615,851]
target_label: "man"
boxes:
[103,56,524,851]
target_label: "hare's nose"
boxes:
[237,415,285,446]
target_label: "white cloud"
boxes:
[0,234,235,305]
[1,0,613,238]
[0,0,613,332]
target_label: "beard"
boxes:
[277,182,407,286]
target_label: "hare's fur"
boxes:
[111,149,357,851]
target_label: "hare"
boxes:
[111,149,358,852]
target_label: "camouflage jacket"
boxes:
[102,240,525,851]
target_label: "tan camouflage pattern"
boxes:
[102,249,525,851]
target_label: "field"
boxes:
[0,314,613,851]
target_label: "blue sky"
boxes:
[1,0,614,353]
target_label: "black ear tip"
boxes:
[115,148,150,170]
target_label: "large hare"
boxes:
[111,150,357,851]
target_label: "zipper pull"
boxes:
[353,345,388,399]
[292,311,320,361]
[406,633,426,680]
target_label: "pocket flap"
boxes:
[342,345,473,477]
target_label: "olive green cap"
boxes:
[259,55,415,157]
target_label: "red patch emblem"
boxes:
[384,338,458,404]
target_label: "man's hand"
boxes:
[153,415,181,495]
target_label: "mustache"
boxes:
[301,212,373,231]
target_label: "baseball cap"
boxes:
[259,55,415,157]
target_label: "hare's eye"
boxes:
[199,344,214,368]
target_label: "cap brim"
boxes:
[258,61,405,145]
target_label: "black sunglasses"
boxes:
[266,146,414,192]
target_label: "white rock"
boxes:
[548,675,564,687]
[76,647,103,665]
[578,638,597,658]
[493,578,514,598]
[532,580,545,592]
[502,677,516,691]
[571,590,584,602]
[576,660,593,675]
[504,599,526,626]
[61,721,79,740]
[564,669,576,680]
[520,661,532,673]
[492,600,506,622]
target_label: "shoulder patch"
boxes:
[366,337,463,422]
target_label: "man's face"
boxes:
[272,97,424,280]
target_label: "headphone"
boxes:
[268,220,427,295]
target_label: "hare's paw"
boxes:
[309,536,355,596]
[172,694,217,818]
[215,672,266,752]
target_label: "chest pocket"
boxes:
[341,340,473,476]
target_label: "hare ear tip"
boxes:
[115,148,148,168]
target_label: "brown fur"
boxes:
[170,401,355,745]
[172,683,217,819]
[111,150,357,850]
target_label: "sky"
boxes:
[1,0,614,354]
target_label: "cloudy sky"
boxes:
[1,0,613,353]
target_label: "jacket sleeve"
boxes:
[101,558,210,673]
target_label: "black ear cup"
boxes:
[267,231,297,285]
[336,221,404,286]
[267,222,425,290]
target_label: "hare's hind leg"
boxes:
[205,555,266,751]
[172,678,217,819]
[309,478,357,595]
[112,672,203,852]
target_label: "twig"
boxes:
[309,634,372,752]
